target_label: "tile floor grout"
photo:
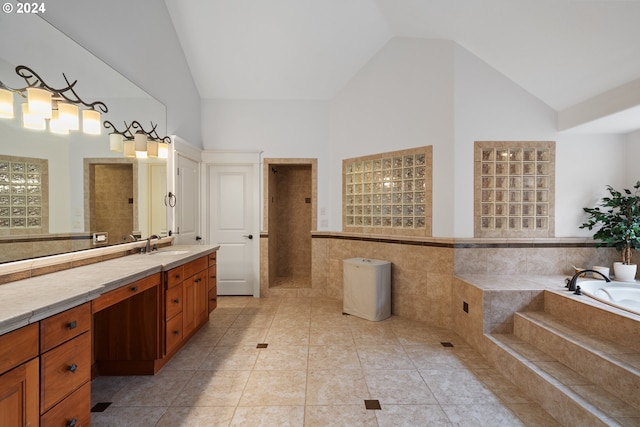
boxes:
[90,295,562,426]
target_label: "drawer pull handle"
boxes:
[173,298,180,304]
[67,321,77,330]
[131,286,139,292]
[173,330,180,335]
[67,363,78,373]
[175,274,181,279]
[67,418,77,427]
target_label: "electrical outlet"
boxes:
[93,232,108,244]
[463,301,469,313]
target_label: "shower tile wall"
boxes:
[92,164,133,245]
[273,165,312,280]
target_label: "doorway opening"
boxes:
[85,159,136,245]
[264,159,317,290]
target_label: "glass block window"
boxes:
[474,141,555,238]
[0,156,48,233]
[343,146,432,237]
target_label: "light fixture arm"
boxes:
[104,119,171,144]
[4,65,108,113]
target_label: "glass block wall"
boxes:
[343,146,432,236]
[0,156,48,234]
[474,141,555,238]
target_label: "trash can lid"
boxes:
[344,258,390,266]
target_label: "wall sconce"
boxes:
[0,65,108,135]
[104,120,171,159]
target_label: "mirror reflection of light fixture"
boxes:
[49,110,70,135]
[0,88,14,118]
[0,65,108,135]
[104,120,171,159]
[21,103,45,130]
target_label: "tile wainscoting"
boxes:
[261,232,619,329]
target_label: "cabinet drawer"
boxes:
[40,332,91,413]
[40,303,90,353]
[165,265,184,289]
[40,381,90,427]
[208,266,217,292]
[166,283,183,320]
[183,256,208,279]
[166,313,183,355]
[208,251,217,266]
[92,273,160,313]
[0,323,38,375]
[208,288,217,313]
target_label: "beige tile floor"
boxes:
[91,296,561,426]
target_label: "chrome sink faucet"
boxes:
[566,269,611,293]
[144,234,160,254]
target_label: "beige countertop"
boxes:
[0,245,218,335]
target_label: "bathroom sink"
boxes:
[150,250,189,256]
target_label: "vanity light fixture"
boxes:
[0,65,108,135]
[0,88,14,118]
[104,120,171,159]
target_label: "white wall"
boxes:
[453,44,626,237]
[200,37,630,237]
[626,130,640,185]
[202,99,331,229]
[330,38,455,234]
[42,0,202,146]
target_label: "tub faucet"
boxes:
[566,269,611,293]
[145,234,160,253]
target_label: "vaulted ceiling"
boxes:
[165,0,640,131]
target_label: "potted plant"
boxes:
[580,181,640,282]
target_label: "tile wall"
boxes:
[261,233,619,329]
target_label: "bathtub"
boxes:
[577,280,640,316]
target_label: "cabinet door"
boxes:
[196,274,208,324]
[182,275,197,337]
[0,358,39,427]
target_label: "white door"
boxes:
[209,165,255,295]
[175,154,200,244]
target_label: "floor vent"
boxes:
[441,342,454,347]
[257,343,268,348]
[364,400,381,410]
[91,402,112,412]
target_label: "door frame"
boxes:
[167,136,203,244]
[202,150,262,297]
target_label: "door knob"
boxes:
[242,234,253,239]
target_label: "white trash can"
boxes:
[343,258,391,321]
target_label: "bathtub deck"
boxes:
[454,274,640,426]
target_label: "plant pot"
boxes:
[613,262,637,282]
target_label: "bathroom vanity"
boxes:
[0,245,218,426]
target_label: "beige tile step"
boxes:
[488,333,639,427]
[514,311,640,411]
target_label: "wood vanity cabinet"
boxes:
[0,323,39,427]
[165,265,184,355]
[39,303,91,427]
[0,304,91,427]
[92,273,162,376]
[164,255,211,357]
[208,252,217,313]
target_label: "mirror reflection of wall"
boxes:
[0,14,167,263]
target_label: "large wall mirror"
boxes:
[0,14,168,263]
